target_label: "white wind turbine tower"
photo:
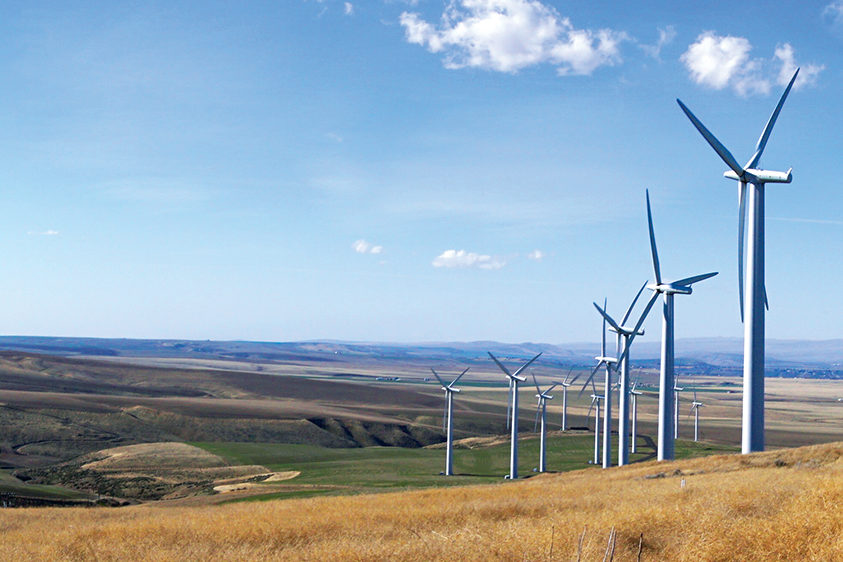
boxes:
[579,298,619,469]
[559,368,580,431]
[630,379,642,454]
[690,390,704,442]
[594,288,658,467]
[673,377,684,439]
[678,69,799,453]
[489,351,542,479]
[644,189,718,460]
[531,372,559,473]
[430,367,469,476]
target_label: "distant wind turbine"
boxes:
[579,298,619,469]
[489,351,542,479]
[678,68,799,453]
[630,379,643,454]
[594,287,658,467]
[430,367,469,476]
[674,377,684,439]
[586,375,603,465]
[690,390,704,442]
[531,372,558,473]
[559,369,580,431]
[644,189,717,460]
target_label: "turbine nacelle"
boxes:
[608,325,645,337]
[595,355,618,364]
[724,168,792,184]
[648,282,693,295]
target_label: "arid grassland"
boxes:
[1,441,840,560]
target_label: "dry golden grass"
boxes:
[1,442,841,561]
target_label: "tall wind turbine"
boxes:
[678,68,799,453]
[579,298,618,468]
[430,367,469,476]
[690,391,704,442]
[489,351,542,479]
[644,189,718,459]
[673,377,684,439]
[593,288,658,467]
[559,369,580,431]
[630,379,642,454]
[531,372,558,473]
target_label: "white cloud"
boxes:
[352,239,383,254]
[681,33,823,96]
[774,43,824,90]
[400,0,627,75]
[823,1,843,26]
[432,249,506,270]
[344,2,354,15]
[527,249,544,260]
[326,132,343,142]
[640,26,676,60]
[29,229,60,236]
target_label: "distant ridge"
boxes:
[0,336,841,377]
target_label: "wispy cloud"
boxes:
[680,33,823,96]
[28,229,60,236]
[344,2,354,15]
[352,239,384,254]
[639,26,676,60]
[326,132,344,142]
[432,249,506,270]
[526,249,544,260]
[400,0,627,75]
[823,1,843,27]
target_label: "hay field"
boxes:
[1,441,840,561]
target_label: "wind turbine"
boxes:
[630,379,643,454]
[579,298,619,468]
[673,377,684,439]
[489,351,542,479]
[690,391,704,442]
[559,369,580,431]
[593,287,658,467]
[586,376,603,465]
[678,68,799,453]
[531,372,559,473]
[644,189,718,460]
[430,367,469,476]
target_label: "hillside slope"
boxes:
[2,441,840,560]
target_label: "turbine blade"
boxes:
[746,68,799,169]
[569,372,582,385]
[646,189,662,285]
[578,362,601,398]
[532,371,542,396]
[622,281,648,326]
[534,402,541,433]
[601,297,607,356]
[676,98,745,177]
[764,285,770,311]
[673,272,718,287]
[738,181,747,323]
[593,302,622,333]
[430,368,448,390]
[488,352,513,378]
[450,367,470,388]
[586,398,595,420]
[511,352,543,380]
[546,383,559,394]
[617,291,660,366]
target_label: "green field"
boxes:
[193,433,739,503]
[0,470,92,501]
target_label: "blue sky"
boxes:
[0,1,841,343]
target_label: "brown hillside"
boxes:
[2,441,841,560]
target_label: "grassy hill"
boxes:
[2,441,840,560]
